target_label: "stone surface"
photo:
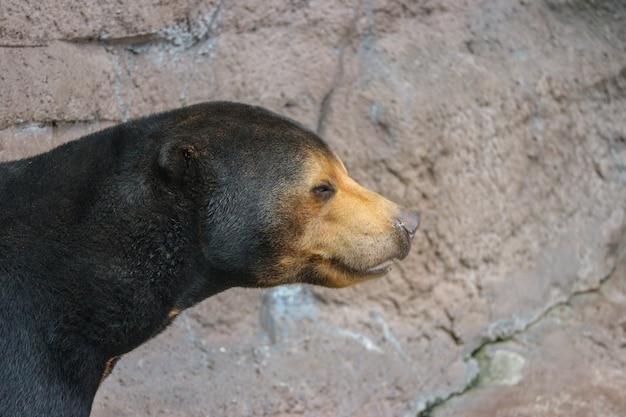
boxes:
[431,255,626,417]
[1,1,625,416]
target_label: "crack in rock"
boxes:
[111,53,130,122]
[315,30,352,136]
[65,33,158,48]
[1,119,120,131]
[0,44,47,48]
[417,235,626,417]
[63,1,223,52]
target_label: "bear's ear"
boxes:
[158,141,198,180]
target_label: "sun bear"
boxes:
[0,102,419,416]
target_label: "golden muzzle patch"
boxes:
[291,152,420,288]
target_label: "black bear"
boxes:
[0,102,419,416]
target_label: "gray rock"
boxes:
[1,0,625,416]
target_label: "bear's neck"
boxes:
[1,130,230,357]
[59,209,232,358]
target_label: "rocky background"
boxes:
[2,0,626,416]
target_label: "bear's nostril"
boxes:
[395,208,420,241]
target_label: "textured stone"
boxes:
[432,256,626,417]
[0,42,117,130]
[1,0,625,416]
[0,0,199,46]
[0,121,115,161]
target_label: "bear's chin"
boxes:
[306,257,396,288]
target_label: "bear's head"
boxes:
[157,102,419,289]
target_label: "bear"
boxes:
[0,102,419,416]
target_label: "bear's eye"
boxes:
[311,182,336,199]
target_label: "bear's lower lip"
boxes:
[330,257,395,277]
[364,259,395,275]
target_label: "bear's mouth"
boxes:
[329,257,396,277]
[363,259,395,275]
[327,233,412,277]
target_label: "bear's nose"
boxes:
[395,208,420,242]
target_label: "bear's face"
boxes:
[160,103,418,290]
[262,150,419,288]
[181,104,419,289]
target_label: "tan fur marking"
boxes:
[100,356,120,385]
[292,151,405,287]
[168,308,181,319]
[254,147,413,289]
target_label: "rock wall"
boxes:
[2,1,625,416]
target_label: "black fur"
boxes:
[0,102,332,416]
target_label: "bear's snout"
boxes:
[274,151,423,288]
[394,208,420,252]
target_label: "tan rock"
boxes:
[1,0,625,416]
